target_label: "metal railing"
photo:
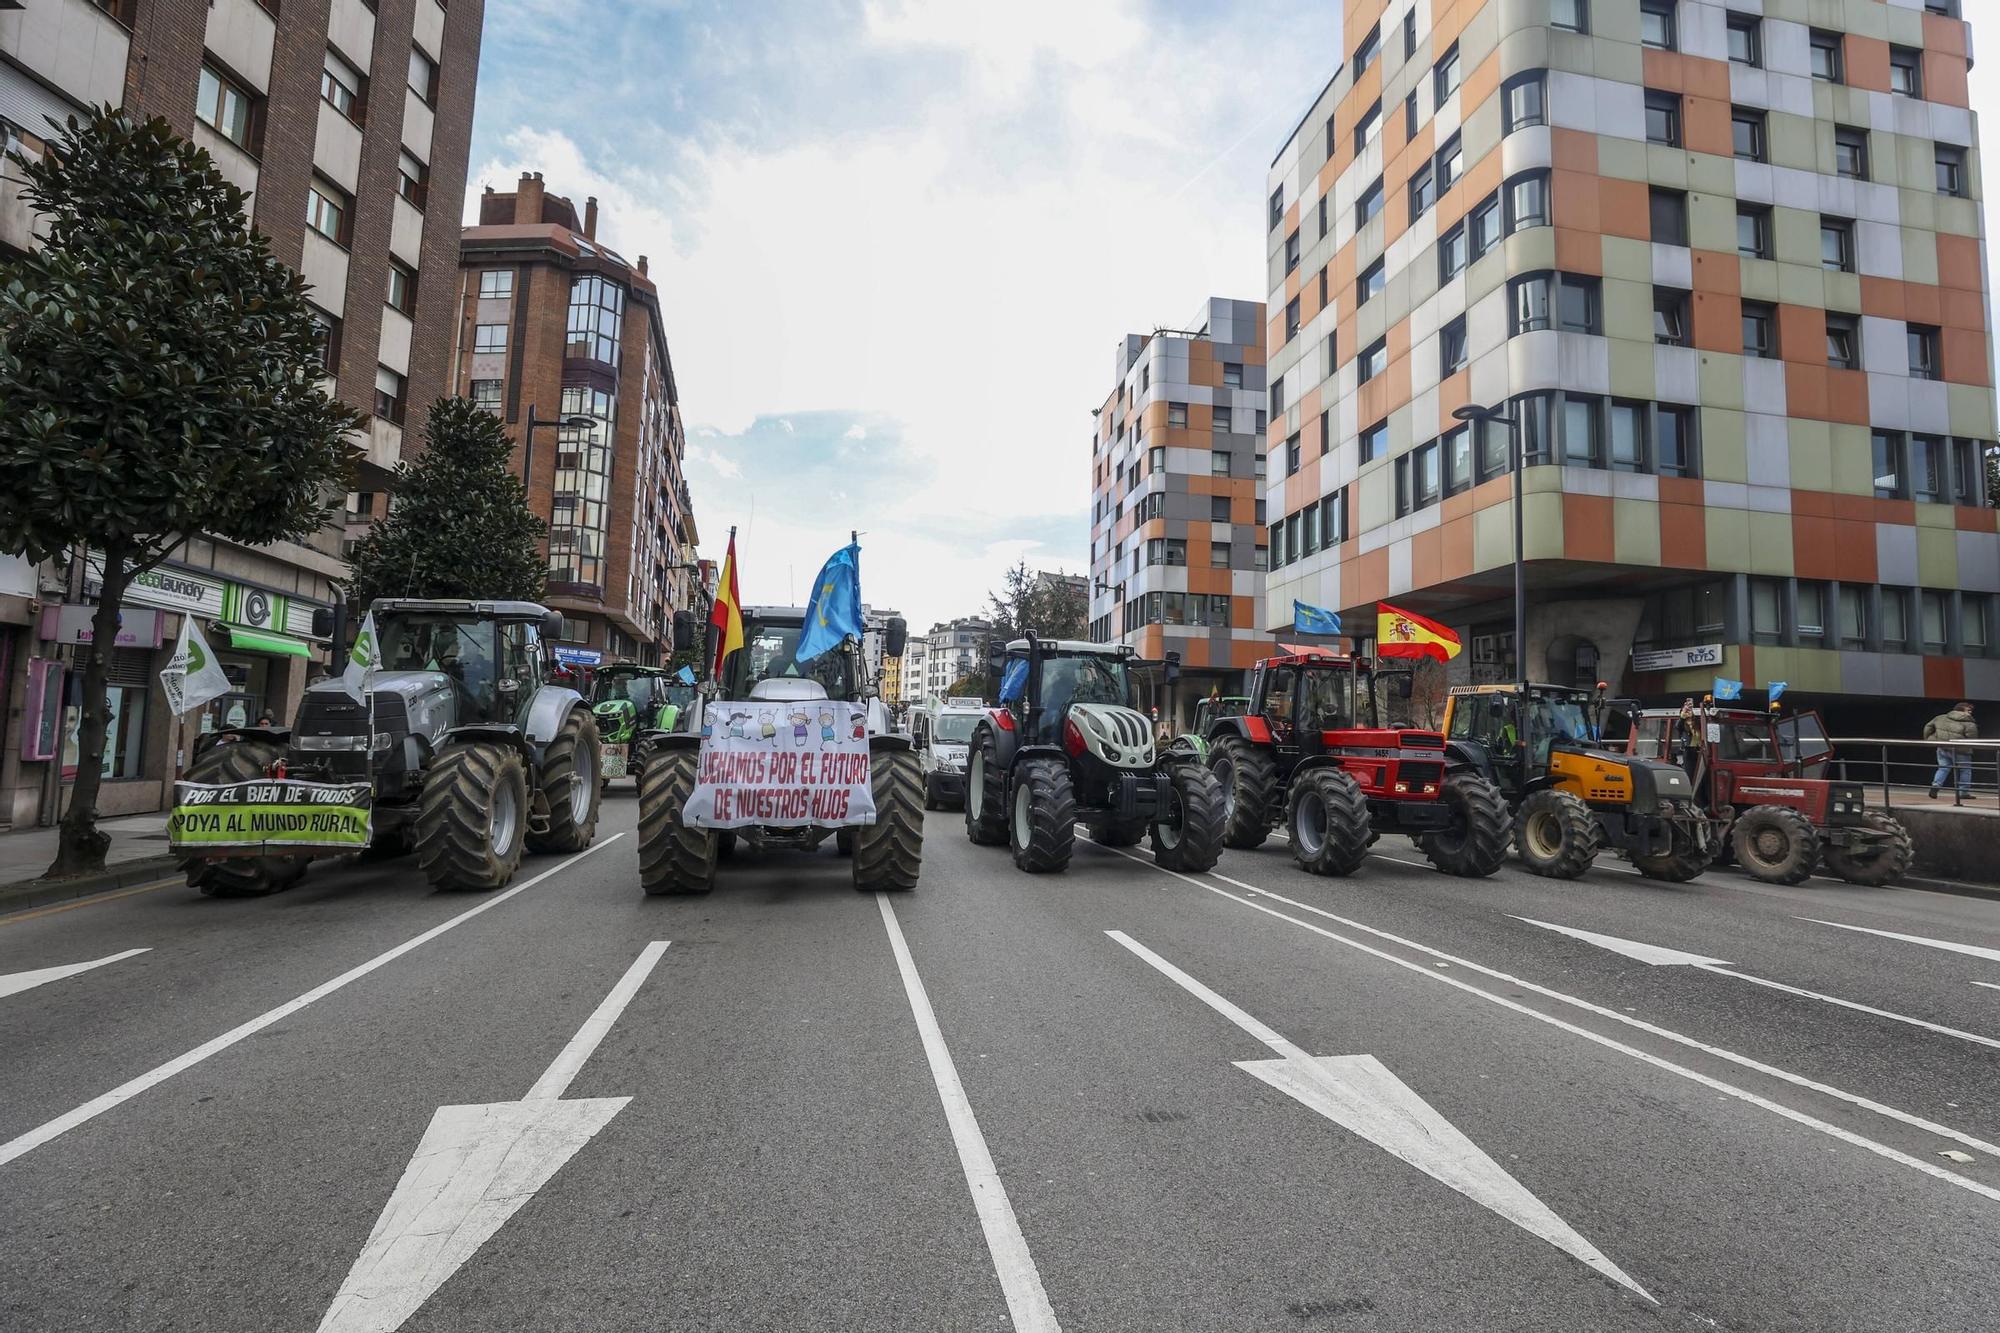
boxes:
[1829,737,2000,810]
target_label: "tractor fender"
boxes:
[643,730,700,753]
[1207,715,1271,747]
[976,712,1022,775]
[522,686,586,746]
[869,733,913,754]
[1443,738,1493,777]
[436,723,537,767]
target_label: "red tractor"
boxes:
[1625,703,1912,886]
[1203,653,1511,877]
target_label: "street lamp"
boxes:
[520,404,596,481]
[1452,401,1528,692]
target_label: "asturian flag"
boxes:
[341,609,383,703]
[1293,600,1343,636]
[159,617,231,717]
[798,540,863,663]
[1712,676,1743,701]
[1376,601,1462,661]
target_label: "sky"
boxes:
[466,2,2000,633]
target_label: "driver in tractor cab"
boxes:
[1264,671,1297,743]
[1301,668,1350,732]
[1490,695,1521,761]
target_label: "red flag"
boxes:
[1376,602,1461,661]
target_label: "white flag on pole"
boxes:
[160,617,232,717]
[341,609,382,703]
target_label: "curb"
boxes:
[1896,871,2000,904]
[0,856,182,917]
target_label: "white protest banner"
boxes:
[685,699,876,829]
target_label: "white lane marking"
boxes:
[1087,843,2000,1200]
[0,947,149,1000]
[317,940,666,1333]
[1107,930,1651,1301]
[1518,918,2000,1051]
[1975,982,2000,993]
[1800,918,2000,966]
[0,835,625,1170]
[876,894,1060,1333]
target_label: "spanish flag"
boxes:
[1376,601,1461,661]
[708,529,745,680]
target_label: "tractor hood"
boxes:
[1068,703,1156,770]
[297,671,455,746]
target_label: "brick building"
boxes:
[0,0,482,822]
[1262,0,1996,729]
[457,176,699,668]
[1088,298,1271,728]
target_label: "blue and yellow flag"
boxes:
[1293,600,1342,636]
[798,541,864,662]
[1712,676,1743,701]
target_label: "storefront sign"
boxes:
[169,778,372,852]
[1629,643,1724,673]
[41,603,163,648]
[224,583,287,633]
[84,555,222,615]
[684,700,875,829]
[554,646,603,666]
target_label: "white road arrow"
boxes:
[317,941,669,1333]
[1519,918,1999,1050]
[0,948,148,1000]
[1106,929,1652,1303]
[1800,918,2000,966]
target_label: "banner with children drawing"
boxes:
[685,699,878,829]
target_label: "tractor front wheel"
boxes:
[1152,764,1225,873]
[854,747,923,892]
[1287,767,1371,877]
[1416,773,1511,878]
[1009,757,1076,873]
[180,738,309,897]
[1514,789,1599,879]
[415,742,529,891]
[1820,811,1913,887]
[965,731,1008,845]
[637,748,717,895]
[529,707,601,854]
[1731,805,1818,885]
[1210,737,1277,850]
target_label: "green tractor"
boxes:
[589,665,695,789]
[1179,695,1249,762]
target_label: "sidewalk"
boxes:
[0,813,179,902]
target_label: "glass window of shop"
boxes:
[550,385,616,588]
[61,649,151,781]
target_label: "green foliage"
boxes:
[984,561,1088,646]
[945,673,990,701]
[1986,445,1999,508]
[343,397,548,607]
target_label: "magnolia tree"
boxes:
[0,109,358,878]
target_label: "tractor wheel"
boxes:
[1091,818,1148,847]
[637,748,717,896]
[854,747,923,892]
[1210,736,1277,849]
[528,707,601,854]
[1513,789,1600,880]
[1730,805,1819,885]
[1820,810,1913,887]
[1417,773,1511,878]
[964,730,1007,846]
[1287,767,1371,877]
[179,738,311,897]
[1009,757,1076,873]
[1152,763,1226,873]
[1634,806,1714,883]
[415,742,528,891]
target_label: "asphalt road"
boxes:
[3,788,1998,1332]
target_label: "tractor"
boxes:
[635,606,921,895]
[1177,695,1249,762]
[1203,654,1510,878]
[963,636,1225,874]
[179,599,601,896]
[1626,702,1912,886]
[1440,682,1715,881]
[589,664,694,789]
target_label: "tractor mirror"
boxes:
[885,616,908,658]
[671,610,695,653]
[540,609,564,641]
[311,607,334,639]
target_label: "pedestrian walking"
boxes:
[1924,701,1978,800]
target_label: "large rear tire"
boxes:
[964,730,1007,846]
[529,707,601,854]
[1009,757,1076,873]
[1153,763,1225,873]
[415,742,528,891]
[1820,810,1912,887]
[855,747,923,892]
[179,739,312,897]
[1513,789,1599,879]
[1287,766,1371,877]
[1210,737,1277,850]
[1730,805,1818,885]
[1417,773,1511,878]
[1633,807,1713,883]
[637,748,717,896]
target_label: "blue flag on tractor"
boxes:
[1767,680,1788,703]
[1712,676,1743,701]
[798,540,864,663]
[1294,600,1342,636]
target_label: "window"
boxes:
[1937,146,1967,197]
[408,45,440,104]
[1324,488,1350,546]
[1921,591,1949,653]
[1750,579,1783,643]
[1926,0,1961,16]
[1562,395,1602,466]
[1271,379,1285,417]
[1872,431,1906,497]
[1286,433,1302,476]
[1889,46,1921,98]
[1405,92,1419,141]
[1211,450,1231,476]
[1211,541,1232,569]
[1359,257,1385,305]
[1269,522,1286,569]
[1657,406,1696,477]
[1354,23,1380,75]
[307,305,340,372]
[1404,8,1418,58]
[566,274,626,365]
[1511,273,1552,334]
[1737,204,1771,260]
[1826,313,1859,370]
[1558,274,1600,334]
[398,150,429,208]
[1357,177,1384,226]
[1840,585,1869,648]
[1609,400,1646,472]
[1285,229,1300,273]
[1640,0,1676,51]
[470,379,503,411]
[1881,588,1909,647]
[1476,416,1509,479]
[1410,162,1436,219]
[1436,135,1463,192]
[1726,14,1761,68]
[374,366,407,426]
[1470,193,1502,257]
[1285,298,1301,340]
[1317,195,1329,238]
[1212,495,1232,522]
[1149,446,1166,473]
[1821,216,1854,272]
[1797,583,1827,642]
[473,323,508,353]
[1270,187,1285,230]
[1168,401,1188,427]
[1360,420,1388,463]
[1952,438,1985,504]
[1732,107,1766,162]
[197,63,255,150]
[1440,222,1469,280]
[1214,405,1233,433]
[1834,126,1868,180]
[1504,73,1546,133]
[1223,362,1243,388]
[1644,91,1680,147]
[306,179,350,244]
[1966,597,1991,655]
[1441,317,1468,376]
[386,260,417,315]
[1319,413,1331,456]
[1810,29,1843,83]
[1354,100,1382,152]
[479,269,513,299]
[1650,188,1688,246]
[322,49,365,123]
[1742,301,1776,359]
[1654,287,1690,347]
[1912,435,1947,503]
[1359,337,1388,383]
[1506,170,1550,231]
[1434,45,1461,102]
[1442,426,1472,494]
[1909,325,1940,380]
[1552,0,1587,33]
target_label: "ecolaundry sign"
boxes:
[1629,644,1724,673]
[169,778,372,852]
[684,700,876,828]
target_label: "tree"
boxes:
[1986,444,2000,508]
[343,397,548,608]
[0,108,359,878]
[984,561,1089,646]
[945,672,991,701]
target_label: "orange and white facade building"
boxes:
[1263,0,1998,726]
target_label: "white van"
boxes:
[913,696,986,810]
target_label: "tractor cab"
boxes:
[1238,652,1439,764]
[1441,682,1607,803]
[1628,705,1836,809]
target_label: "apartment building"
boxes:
[1262,0,1996,727]
[0,0,481,822]
[457,175,698,668]
[1087,298,1271,725]
[923,617,989,704]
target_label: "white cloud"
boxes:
[843,423,867,441]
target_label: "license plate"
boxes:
[603,745,629,778]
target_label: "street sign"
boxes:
[553,645,602,666]
[1629,643,1723,673]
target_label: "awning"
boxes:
[221,626,313,657]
